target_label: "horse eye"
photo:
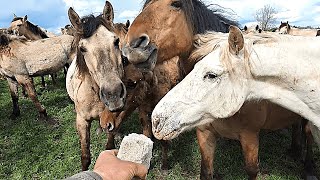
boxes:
[79,46,87,53]
[204,73,217,80]
[126,79,137,89]
[114,38,120,49]
[171,1,182,9]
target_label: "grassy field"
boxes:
[0,72,319,179]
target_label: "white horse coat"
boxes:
[151,27,320,146]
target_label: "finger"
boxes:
[132,163,148,179]
[104,149,119,156]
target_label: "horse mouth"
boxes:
[134,48,157,72]
[154,128,181,140]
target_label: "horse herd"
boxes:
[1,0,320,179]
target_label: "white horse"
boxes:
[151,26,320,147]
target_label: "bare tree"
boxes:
[255,4,277,30]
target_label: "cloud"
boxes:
[118,10,139,23]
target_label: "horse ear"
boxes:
[68,7,83,32]
[126,20,130,29]
[13,13,17,18]
[286,21,288,24]
[23,15,28,22]
[228,25,244,55]
[244,25,247,31]
[281,21,282,23]
[102,1,114,23]
[255,25,259,31]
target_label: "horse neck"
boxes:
[19,26,43,40]
[246,38,320,126]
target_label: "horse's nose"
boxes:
[130,34,150,49]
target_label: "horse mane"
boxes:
[143,0,238,34]
[189,31,227,63]
[25,21,49,39]
[12,17,49,38]
[72,14,115,78]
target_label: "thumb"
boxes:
[132,163,148,179]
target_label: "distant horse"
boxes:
[61,24,76,36]
[8,14,59,88]
[279,21,320,36]
[243,25,262,34]
[151,26,320,179]
[0,32,73,120]
[66,1,129,170]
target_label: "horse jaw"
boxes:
[152,50,247,140]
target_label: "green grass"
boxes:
[0,72,319,179]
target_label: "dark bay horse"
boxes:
[119,0,314,179]
[66,1,129,170]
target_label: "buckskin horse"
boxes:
[8,14,59,88]
[65,1,130,170]
[278,21,320,37]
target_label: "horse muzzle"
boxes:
[100,82,127,112]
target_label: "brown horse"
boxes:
[100,56,181,169]
[121,0,315,179]
[279,21,320,36]
[8,14,58,88]
[66,1,130,170]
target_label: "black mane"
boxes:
[143,0,238,34]
[12,17,48,38]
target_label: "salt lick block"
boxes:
[117,133,153,169]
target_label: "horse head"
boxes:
[68,1,127,112]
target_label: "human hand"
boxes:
[93,150,148,180]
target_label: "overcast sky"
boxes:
[1,0,319,34]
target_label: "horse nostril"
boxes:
[107,122,114,131]
[131,34,150,48]
[153,117,160,131]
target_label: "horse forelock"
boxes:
[11,17,22,22]
[73,14,116,78]
[143,0,238,34]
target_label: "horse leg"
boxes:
[138,107,152,137]
[303,120,317,178]
[106,132,115,150]
[7,78,20,118]
[197,126,217,180]
[239,131,259,180]
[15,75,47,120]
[51,74,57,85]
[288,122,302,159]
[41,75,46,89]
[76,115,92,171]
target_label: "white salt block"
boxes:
[117,133,153,169]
